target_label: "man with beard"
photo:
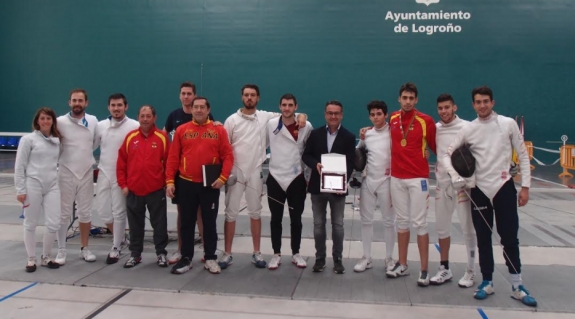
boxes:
[429,94,477,287]
[95,93,140,264]
[55,89,99,264]
[265,94,312,270]
[219,84,306,269]
[163,82,214,265]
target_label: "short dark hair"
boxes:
[180,82,196,94]
[139,105,156,116]
[367,100,387,115]
[108,93,127,105]
[471,86,493,101]
[399,82,418,97]
[279,93,297,105]
[192,96,211,109]
[436,93,455,104]
[325,100,343,111]
[241,84,260,96]
[70,88,88,101]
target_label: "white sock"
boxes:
[511,273,522,289]
[361,224,373,259]
[113,218,127,249]
[384,225,396,260]
[24,229,36,258]
[57,225,67,249]
[466,236,477,270]
[43,231,57,258]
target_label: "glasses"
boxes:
[325,112,342,117]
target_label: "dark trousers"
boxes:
[126,188,169,257]
[470,179,521,281]
[311,193,345,259]
[177,177,219,261]
[267,174,307,255]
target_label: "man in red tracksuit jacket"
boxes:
[117,105,170,269]
[165,97,234,275]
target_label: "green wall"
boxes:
[1,0,573,161]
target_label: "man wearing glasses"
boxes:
[302,101,356,274]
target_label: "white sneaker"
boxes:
[268,254,281,270]
[384,257,396,271]
[386,262,409,278]
[106,247,120,265]
[418,271,430,287]
[291,253,307,268]
[204,260,221,274]
[80,248,96,262]
[353,257,373,272]
[169,251,182,265]
[430,265,453,285]
[458,268,475,288]
[41,255,60,269]
[55,249,67,265]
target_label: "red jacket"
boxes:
[165,119,233,185]
[389,109,437,179]
[117,125,170,196]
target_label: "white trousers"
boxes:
[95,173,127,224]
[390,177,429,236]
[359,179,396,259]
[23,178,61,258]
[224,166,263,222]
[59,166,94,224]
[435,183,475,240]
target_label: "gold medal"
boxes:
[401,139,407,147]
[399,111,416,148]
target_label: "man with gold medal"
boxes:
[385,83,437,287]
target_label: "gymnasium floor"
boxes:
[1,152,574,319]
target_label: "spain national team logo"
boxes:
[152,142,157,148]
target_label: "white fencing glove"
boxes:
[451,173,466,190]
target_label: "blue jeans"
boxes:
[311,193,345,259]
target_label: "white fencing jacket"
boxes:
[14,131,60,195]
[443,112,530,201]
[224,109,280,180]
[267,117,312,191]
[357,124,391,193]
[95,116,140,182]
[57,112,99,179]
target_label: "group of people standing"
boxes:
[14,81,536,307]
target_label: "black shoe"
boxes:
[312,258,326,272]
[333,258,345,274]
[123,256,142,268]
[157,254,168,267]
[171,257,191,274]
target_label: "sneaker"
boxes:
[312,258,326,272]
[333,258,345,274]
[80,248,96,262]
[353,257,372,273]
[55,249,67,265]
[292,253,307,268]
[123,256,142,268]
[458,268,475,288]
[474,280,495,300]
[157,254,168,267]
[511,285,537,307]
[384,257,396,271]
[430,266,453,285]
[171,257,191,274]
[418,271,430,287]
[218,253,233,269]
[386,262,410,278]
[268,254,281,270]
[252,252,267,268]
[204,259,221,274]
[106,247,120,264]
[25,257,37,273]
[169,251,182,265]
[41,255,60,269]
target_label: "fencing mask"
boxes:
[451,145,476,178]
[354,147,367,172]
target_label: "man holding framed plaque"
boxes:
[302,100,355,274]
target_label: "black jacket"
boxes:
[302,125,356,195]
